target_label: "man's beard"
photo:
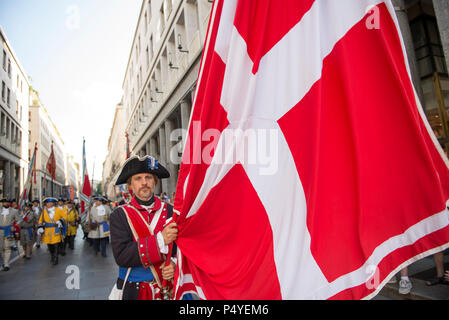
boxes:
[137,187,152,198]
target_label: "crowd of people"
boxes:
[0,197,85,268]
[0,190,177,271]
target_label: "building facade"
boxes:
[0,26,30,200]
[29,89,77,200]
[113,0,449,198]
[102,101,127,200]
[65,155,80,200]
[120,0,212,197]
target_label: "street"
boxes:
[0,229,117,300]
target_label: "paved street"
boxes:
[0,229,118,300]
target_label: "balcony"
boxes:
[0,134,21,156]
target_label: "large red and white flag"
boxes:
[173,0,449,300]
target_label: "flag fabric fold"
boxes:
[46,142,56,181]
[80,139,91,213]
[173,0,449,300]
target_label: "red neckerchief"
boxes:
[128,196,162,224]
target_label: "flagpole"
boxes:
[92,156,95,196]
[50,140,54,197]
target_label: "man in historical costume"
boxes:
[0,199,21,271]
[31,200,42,248]
[57,198,68,256]
[110,155,178,300]
[18,202,37,260]
[9,199,20,253]
[88,196,111,257]
[37,197,66,265]
[64,201,80,251]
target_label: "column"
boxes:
[433,0,449,74]
[158,126,168,194]
[180,99,191,131]
[180,99,191,152]
[164,119,178,195]
[145,140,151,155]
[3,160,10,199]
[149,135,162,195]
[392,0,425,103]
[150,136,157,156]
[9,162,15,199]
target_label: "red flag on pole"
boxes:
[173,0,449,300]
[33,144,37,184]
[80,138,92,213]
[46,142,56,180]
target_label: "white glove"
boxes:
[57,220,63,228]
[37,228,44,235]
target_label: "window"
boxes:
[0,112,5,136]
[2,50,6,71]
[410,14,448,78]
[150,35,154,59]
[164,0,172,18]
[148,0,152,22]
[7,58,11,78]
[11,124,15,143]
[6,88,10,106]
[6,118,10,139]
[160,4,166,36]
[146,46,150,69]
[139,67,143,88]
[1,81,5,101]
[145,13,148,34]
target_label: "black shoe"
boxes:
[3,266,9,271]
[36,244,40,248]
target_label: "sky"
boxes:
[0,0,142,181]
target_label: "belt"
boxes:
[99,221,110,234]
[118,266,154,283]
[44,223,60,234]
[0,225,13,237]
[23,226,34,239]
[116,277,156,290]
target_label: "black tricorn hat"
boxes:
[115,155,170,185]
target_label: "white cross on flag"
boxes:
[172,0,449,300]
